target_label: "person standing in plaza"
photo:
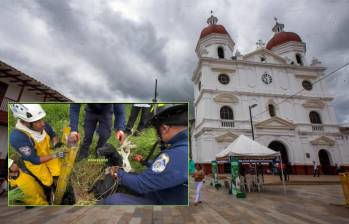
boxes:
[313,161,320,177]
[335,163,341,174]
[193,164,205,206]
[276,162,287,181]
[257,162,264,183]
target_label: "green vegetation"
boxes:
[8,188,25,205]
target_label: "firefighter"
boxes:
[9,104,64,188]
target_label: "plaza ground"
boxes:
[0,175,348,224]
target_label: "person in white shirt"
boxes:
[313,161,320,177]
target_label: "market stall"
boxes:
[215,135,286,197]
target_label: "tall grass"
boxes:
[8,188,25,205]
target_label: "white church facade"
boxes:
[191,15,349,175]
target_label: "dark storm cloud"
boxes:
[0,0,348,122]
[0,0,170,101]
[250,0,349,124]
[34,0,170,100]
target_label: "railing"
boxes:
[194,119,249,131]
[295,123,339,134]
[0,97,14,112]
[312,124,324,132]
[221,119,235,128]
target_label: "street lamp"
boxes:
[249,104,257,140]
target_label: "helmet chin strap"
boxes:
[29,122,34,130]
[155,126,167,150]
[21,120,35,131]
[27,121,43,133]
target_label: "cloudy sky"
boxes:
[0,0,348,123]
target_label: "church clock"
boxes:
[261,73,272,84]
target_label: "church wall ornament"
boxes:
[255,116,297,130]
[213,93,239,103]
[310,136,336,146]
[302,99,326,109]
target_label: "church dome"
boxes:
[266,31,302,50]
[200,24,229,39]
[199,14,230,40]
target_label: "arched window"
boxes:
[268,104,276,117]
[296,54,303,65]
[217,47,224,59]
[220,106,234,120]
[309,111,322,124]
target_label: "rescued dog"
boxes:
[89,143,138,199]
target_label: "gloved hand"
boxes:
[53,142,64,149]
[54,151,65,159]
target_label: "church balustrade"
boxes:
[196,119,250,130]
[298,123,334,133]
[312,124,324,132]
[221,119,235,128]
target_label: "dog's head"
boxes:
[97,143,123,167]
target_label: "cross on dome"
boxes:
[256,39,265,48]
[272,17,285,33]
[207,11,218,25]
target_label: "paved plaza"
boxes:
[1,175,348,224]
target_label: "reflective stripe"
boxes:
[150,103,166,113]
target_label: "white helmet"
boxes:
[10,104,46,122]
[8,158,14,169]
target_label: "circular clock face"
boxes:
[261,73,272,84]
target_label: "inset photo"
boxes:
[8,103,189,206]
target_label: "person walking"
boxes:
[313,161,320,177]
[193,164,205,206]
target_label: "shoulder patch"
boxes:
[152,153,170,173]
[18,146,32,156]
